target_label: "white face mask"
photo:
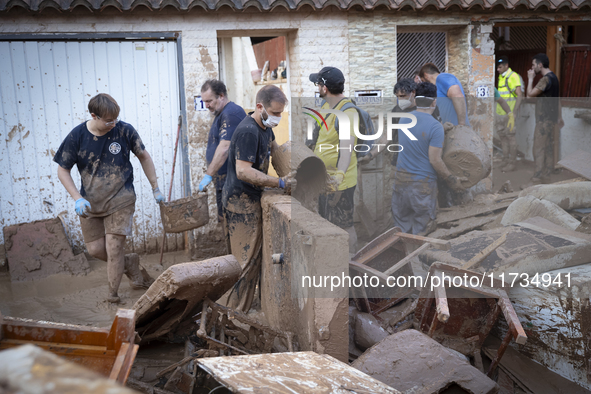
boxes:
[262,106,281,128]
[398,99,413,110]
[501,70,508,77]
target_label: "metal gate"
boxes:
[396,32,447,80]
[0,37,186,255]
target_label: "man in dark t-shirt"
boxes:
[53,93,163,303]
[198,80,246,222]
[222,85,294,312]
[525,53,564,187]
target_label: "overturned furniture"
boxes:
[420,217,591,277]
[414,262,527,377]
[198,351,400,393]
[353,329,499,394]
[196,298,294,356]
[134,255,241,343]
[489,263,591,392]
[349,226,450,317]
[0,344,137,394]
[0,309,138,384]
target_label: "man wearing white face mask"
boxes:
[222,85,294,312]
[392,82,466,235]
[389,78,441,167]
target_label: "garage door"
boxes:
[0,39,186,255]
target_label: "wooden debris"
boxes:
[383,243,430,276]
[461,231,507,270]
[429,215,498,240]
[437,200,513,225]
[388,298,418,328]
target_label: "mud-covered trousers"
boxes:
[391,179,437,235]
[224,203,263,312]
[533,120,556,181]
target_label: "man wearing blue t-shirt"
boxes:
[54,93,161,303]
[419,63,470,127]
[392,83,467,235]
[198,80,247,222]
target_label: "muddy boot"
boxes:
[501,161,516,172]
[124,253,155,290]
[107,295,121,303]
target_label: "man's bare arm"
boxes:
[206,140,231,176]
[515,86,523,114]
[136,150,159,189]
[447,85,467,126]
[496,96,512,115]
[57,166,83,201]
[236,159,280,188]
[428,146,452,179]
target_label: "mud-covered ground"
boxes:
[0,250,193,327]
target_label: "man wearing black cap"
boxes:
[496,55,523,172]
[309,66,358,252]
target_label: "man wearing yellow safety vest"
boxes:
[495,55,523,172]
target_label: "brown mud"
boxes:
[0,250,192,328]
[3,218,89,282]
[159,193,209,233]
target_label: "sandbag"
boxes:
[501,195,581,230]
[442,124,492,188]
[519,182,591,210]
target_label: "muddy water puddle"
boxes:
[0,250,193,328]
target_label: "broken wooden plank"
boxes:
[437,200,513,225]
[434,285,450,323]
[383,243,430,276]
[349,261,389,284]
[429,215,498,240]
[557,149,591,180]
[352,227,401,265]
[394,232,451,251]
[461,232,507,270]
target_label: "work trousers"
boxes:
[224,203,263,313]
[495,114,516,163]
[533,120,556,181]
[391,178,437,235]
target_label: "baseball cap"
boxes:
[497,55,509,64]
[309,67,345,90]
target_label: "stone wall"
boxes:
[260,192,349,362]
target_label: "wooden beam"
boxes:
[349,260,389,284]
[394,232,451,251]
[547,25,558,72]
[383,243,431,276]
[461,232,508,270]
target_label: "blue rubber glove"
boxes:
[199,174,213,192]
[278,178,285,189]
[75,198,91,217]
[153,187,165,203]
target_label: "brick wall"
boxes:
[1,9,507,244]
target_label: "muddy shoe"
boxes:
[124,253,155,290]
[107,295,121,304]
[501,162,516,172]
